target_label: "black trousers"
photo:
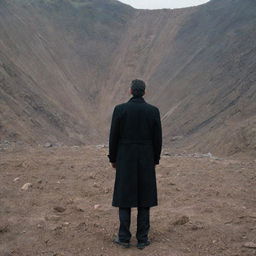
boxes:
[118,207,150,243]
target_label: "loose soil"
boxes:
[1,146,256,256]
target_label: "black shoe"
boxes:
[113,237,130,248]
[137,240,150,250]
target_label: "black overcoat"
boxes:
[108,96,162,208]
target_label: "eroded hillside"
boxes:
[0,0,255,156]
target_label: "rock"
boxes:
[89,174,95,179]
[243,242,256,249]
[45,215,61,221]
[21,183,32,190]
[191,225,199,230]
[44,142,53,148]
[96,144,106,149]
[21,161,30,168]
[104,188,110,194]
[76,222,87,231]
[0,224,9,233]
[13,177,20,182]
[37,179,42,184]
[171,136,183,142]
[66,199,74,205]
[46,142,54,148]
[191,223,204,230]
[173,215,190,225]
[191,152,218,159]
[93,182,99,188]
[94,204,101,210]
[206,152,213,158]
[75,206,85,212]
[53,206,66,213]
[53,225,62,231]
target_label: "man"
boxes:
[108,79,162,250]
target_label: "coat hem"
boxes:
[112,202,158,208]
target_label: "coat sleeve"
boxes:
[108,106,120,163]
[153,108,162,165]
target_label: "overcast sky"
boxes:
[118,0,210,9]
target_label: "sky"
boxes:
[118,0,210,9]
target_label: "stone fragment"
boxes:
[96,144,106,148]
[53,206,66,213]
[0,224,9,233]
[21,183,32,190]
[94,204,101,210]
[93,182,99,188]
[243,242,256,249]
[75,205,85,212]
[191,223,204,230]
[45,215,61,221]
[44,142,53,148]
[173,215,189,225]
[104,188,110,194]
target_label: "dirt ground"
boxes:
[0,145,256,256]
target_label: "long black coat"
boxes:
[108,96,162,208]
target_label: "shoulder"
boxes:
[144,102,160,114]
[112,103,127,116]
[113,103,126,111]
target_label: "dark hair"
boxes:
[131,79,146,97]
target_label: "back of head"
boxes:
[131,79,146,97]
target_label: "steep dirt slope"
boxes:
[0,0,255,156]
[0,0,134,144]
[101,0,256,156]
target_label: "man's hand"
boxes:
[111,162,116,169]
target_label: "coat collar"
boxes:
[128,96,146,103]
